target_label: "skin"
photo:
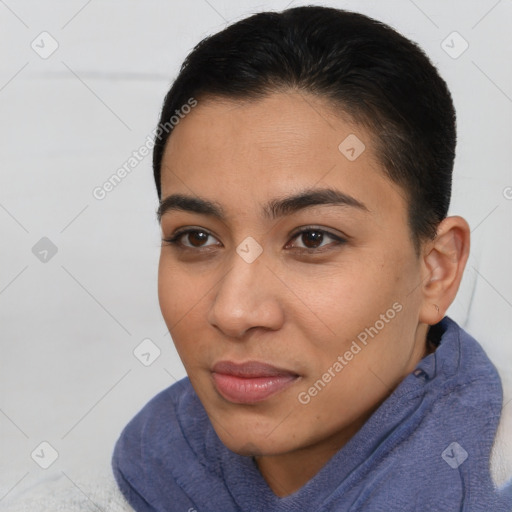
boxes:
[157,91,470,497]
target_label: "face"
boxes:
[157,91,429,456]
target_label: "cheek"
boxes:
[158,254,226,375]
[290,257,402,341]
[158,257,181,321]
[292,250,419,378]
[157,256,206,341]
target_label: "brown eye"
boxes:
[300,230,325,249]
[186,231,210,247]
[162,229,220,249]
[287,228,346,251]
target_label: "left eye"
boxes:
[287,228,345,250]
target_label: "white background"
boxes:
[1,0,511,503]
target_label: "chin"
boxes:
[214,423,302,457]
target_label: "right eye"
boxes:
[162,228,221,249]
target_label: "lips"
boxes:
[211,360,299,404]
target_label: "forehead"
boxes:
[165,92,368,166]
[160,91,408,225]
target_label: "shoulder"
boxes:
[436,316,502,393]
[425,318,512,496]
[113,377,196,451]
[423,317,503,435]
[112,376,198,465]
[111,377,209,508]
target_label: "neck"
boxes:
[253,407,376,497]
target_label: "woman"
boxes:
[112,5,512,511]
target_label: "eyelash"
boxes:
[161,226,346,253]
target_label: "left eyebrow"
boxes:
[156,187,369,223]
[263,187,369,220]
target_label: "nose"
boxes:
[207,249,285,339]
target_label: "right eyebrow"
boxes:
[157,194,225,223]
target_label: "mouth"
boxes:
[211,360,300,404]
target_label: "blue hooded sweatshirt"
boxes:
[112,317,512,511]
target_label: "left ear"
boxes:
[418,215,470,325]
